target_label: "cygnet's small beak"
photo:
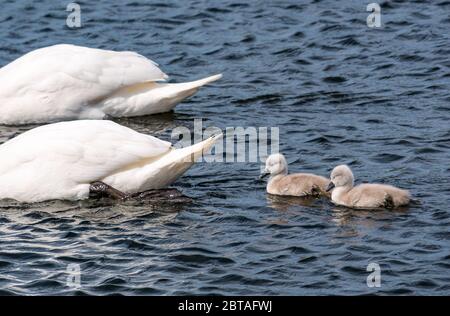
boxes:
[326,182,335,192]
[259,171,270,179]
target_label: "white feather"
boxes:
[0,44,222,124]
[0,120,221,202]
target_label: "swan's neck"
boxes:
[267,173,284,190]
[332,185,352,205]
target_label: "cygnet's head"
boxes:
[326,165,354,191]
[260,153,288,179]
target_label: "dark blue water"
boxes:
[0,0,449,295]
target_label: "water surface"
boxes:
[0,0,449,295]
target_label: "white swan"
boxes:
[260,153,330,197]
[0,44,222,125]
[0,120,221,202]
[326,165,411,209]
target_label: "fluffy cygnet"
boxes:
[326,165,410,209]
[261,153,330,197]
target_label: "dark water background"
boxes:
[0,0,449,295]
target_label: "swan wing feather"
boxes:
[0,120,172,184]
[0,44,168,114]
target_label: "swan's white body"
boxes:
[0,44,222,125]
[0,120,220,202]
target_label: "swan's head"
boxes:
[260,153,288,179]
[326,164,354,191]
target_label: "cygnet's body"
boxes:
[261,154,330,197]
[327,165,410,209]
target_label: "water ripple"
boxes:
[0,0,449,295]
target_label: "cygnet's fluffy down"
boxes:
[327,165,410,209]
[261,153,330,197]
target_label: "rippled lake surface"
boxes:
[0,0,449,295]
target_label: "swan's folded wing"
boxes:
[0,120,172,184]
[0,44,168,108]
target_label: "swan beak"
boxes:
[259,171,270,179]
[326,182,335,192]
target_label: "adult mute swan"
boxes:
[260,153,330,197]
[326,165,411,209]
[0,120,221,202]
[0,44,222,125]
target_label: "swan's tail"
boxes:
[134,133,222,189]
[100,74,222,117]
[173,133,223,163]
[101,134,222,192]
[176,74,223,90]
[160,73,223,106]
